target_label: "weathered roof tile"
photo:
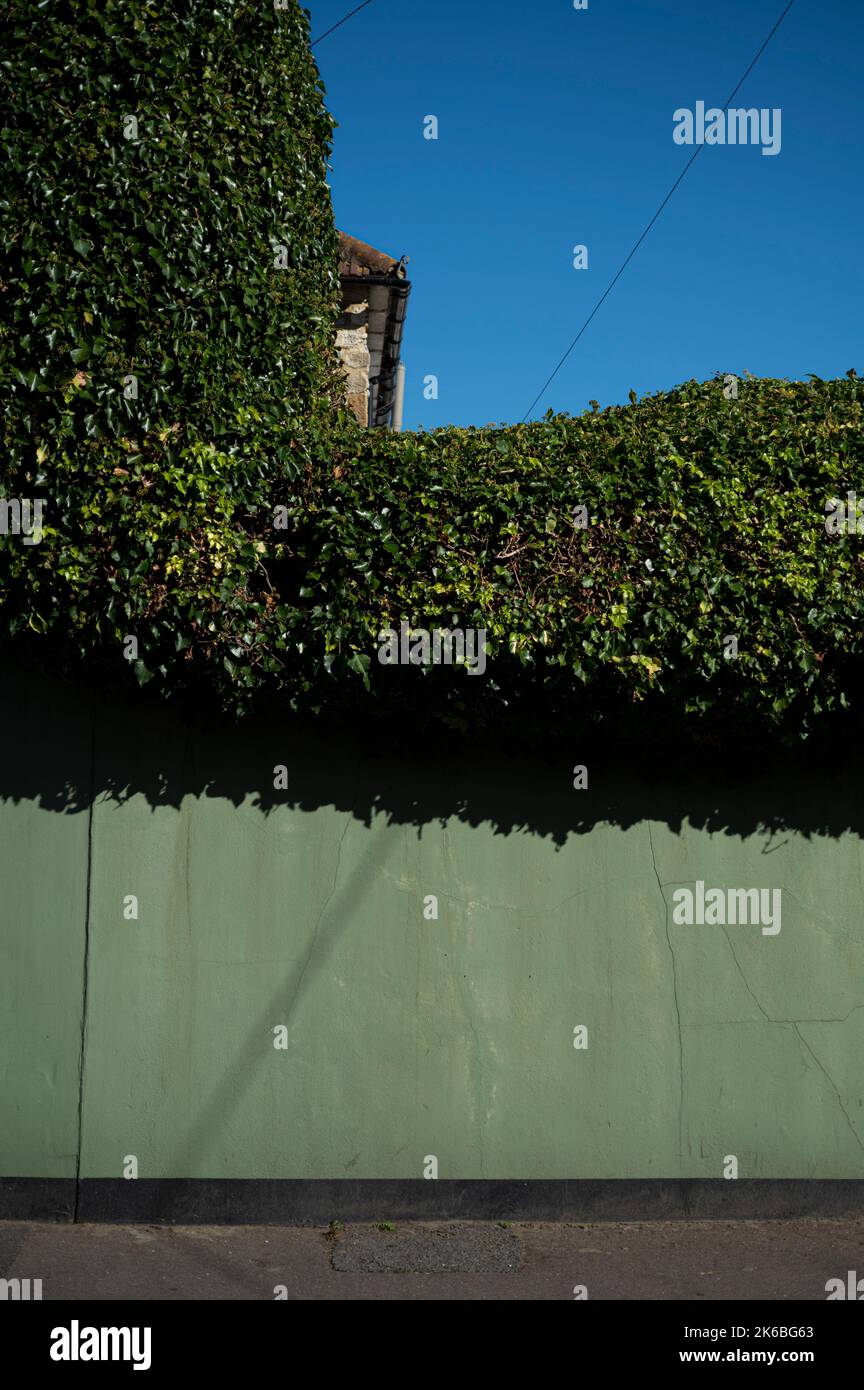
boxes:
[338,230,404,278]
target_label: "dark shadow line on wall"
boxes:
[72,712,97,1224]
[4,666,864,847]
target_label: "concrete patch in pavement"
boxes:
[330,1221,523,1274]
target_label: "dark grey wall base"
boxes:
[0,1179,76,1222]
[2,1178,863,1225]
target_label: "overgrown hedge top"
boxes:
[0,0,339,471]
[6,5,858,747]
[2,374,863,747]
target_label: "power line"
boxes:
[311,0,375,47]
[521,0,798,423]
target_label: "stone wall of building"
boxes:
[336,298,370,425]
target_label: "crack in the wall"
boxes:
[648,823,684,1161]
[793,1024,864,1157]
[719,927,775,1025]
[73,713,97,1222]
[720,927,864,1156]
[442,822,487,1178]
[719,928,864,1027]
[457,973,487,1178]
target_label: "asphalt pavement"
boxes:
[2,1217,862,1300]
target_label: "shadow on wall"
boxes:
[2,665,861,846]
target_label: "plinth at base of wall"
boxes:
[2,1178,863,1225]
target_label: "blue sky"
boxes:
[306,0,863,430]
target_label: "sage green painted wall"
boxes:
[0,677,91,1177]
[2,670,863,1179]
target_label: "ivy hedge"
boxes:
[1,4,862,748]
[0,0,340,470]
[2,371,864,748]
